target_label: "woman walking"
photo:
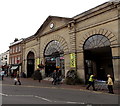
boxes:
[107,74,114,94]
[14,71,21,85]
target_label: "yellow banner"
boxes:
[70,53,76,67]
[36,58,40,68]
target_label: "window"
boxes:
[19,46,21,52]
[17,46,19,52]
[13,48,14,53]
[15,57,17,64]
[12,57,14,64]
[17,56,20,63]
[15,46,18,52]
[44,40,63,57]
[84,35,110,50]
[10,48,12,54]
[9,57,12,64]
[4,55,7,60]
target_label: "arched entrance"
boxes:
[44,40,64,77]
[27,51,35,77]
[83,35,114,82]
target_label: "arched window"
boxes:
[27,51,34,59]
[44,40,63,57]
[84,35,110,50]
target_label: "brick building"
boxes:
[9,38,24,75]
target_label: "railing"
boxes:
[95,80,107,90]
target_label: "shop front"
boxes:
[83,34,114,83]
[44,40,65,77]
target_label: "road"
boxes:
[1,83,119,105]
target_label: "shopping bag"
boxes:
[14,78,18,81]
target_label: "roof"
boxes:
[23,15,72,43]
[34,15,73,36]
[73,1,120,20]
[109,0,120,2]
[10,38,24,47]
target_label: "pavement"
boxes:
[1,76,120,95]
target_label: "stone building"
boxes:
[22,1,120,83]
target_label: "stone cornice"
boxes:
[69,15,118,34]
[73,2,119,22]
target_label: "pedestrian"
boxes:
[56,69,62,84]
[14,71,21,85]
[33,68,42,83]
[1,71,5,80]
[107,74,114,94]
[38,68,42,83]
[52,70,57,85]
[86,74,97,91]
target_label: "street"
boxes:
[0,77,119,105]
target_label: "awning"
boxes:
[11,66,18,70]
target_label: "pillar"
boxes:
[111,47,120,82]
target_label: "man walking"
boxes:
[86,74,97,91]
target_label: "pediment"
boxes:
[35,16,73,37]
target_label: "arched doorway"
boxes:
[44,40,64,77]
[27,51,35,77]
[83,35,114,82]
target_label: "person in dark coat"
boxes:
[56,69,62,84]
[33,68,42,83]
[52,70,57,85]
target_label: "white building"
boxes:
[0,50,9,67]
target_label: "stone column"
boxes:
[111,47,120,82]
[118,2,120,83]
[68,21,77,71]
[39,37,45,77]
[21,41,26,74]
[77,52,85,82]
[64,54,71,77]
[111,3,120,83]
[39,57,45,77]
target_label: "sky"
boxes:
[0,0,110,54]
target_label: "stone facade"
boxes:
[22,2,120,83]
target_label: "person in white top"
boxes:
[107,74,114,94]
[0,71,5,80]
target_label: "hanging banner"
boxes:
[56,57,60,68]
[70,53,76,67]
[36,58,40,68]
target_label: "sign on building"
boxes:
[36,58,40,68]
[70,53,76,67]
[56,57,60,68]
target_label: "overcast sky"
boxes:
[0,0,110,54]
